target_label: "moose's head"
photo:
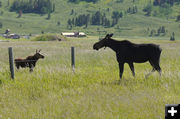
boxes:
[34,49,45,59]
[93,33,113,50]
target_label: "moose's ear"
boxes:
[109,33,113,37]
[39,49,41,52]
[36,49,38,53]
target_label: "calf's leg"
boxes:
[15,62,19,69]
[29,64,34,72]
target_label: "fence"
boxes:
[8,46,76,79]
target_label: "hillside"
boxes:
[0,0,180,37]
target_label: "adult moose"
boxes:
[93,34,162,80]
[15,50,45,72]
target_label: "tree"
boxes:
[143,3,152,16]
[104,18,110,27]
[69,11,111,28]
[111,11,123,26]
[57,21,61,26]
[153,0,175,6]
[116,0,124,3]
[161,26,165,34]
[52,3,55,12]
[91,11,101,25]
[132,5,138,14]
[10,0,55,14]
[177,15,180,21]
[67,19,72,29]
[8,0,9,7]
[17,10,22,18]
[70,9,74,15]
[149,29,156,36]
[47,11,51,20]
[0,22,2,28]
[157,27,161,36]
[170,32,175,41]
[69,0,99,3]
[0,1,2,8]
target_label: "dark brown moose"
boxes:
[15,50,44,72]
[93,34,162,80]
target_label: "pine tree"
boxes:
[53,4,55,12]
[170,32,175,41]
[0,1,2,8]
[67,19,72,29]
[161,26,165,33]
[57,21,61,26]
[47,11,51,20]
[0,22,2,28]
[143,3,152,16]
[8,0,9,7]
[177,15,180,21]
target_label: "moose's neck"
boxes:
[106,38,121,52]
[28,55,39,61]
[34,55,40,60]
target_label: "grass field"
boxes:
[0,36,180,119]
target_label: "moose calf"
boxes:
[15,50,44,72]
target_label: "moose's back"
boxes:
[118,41,162,63]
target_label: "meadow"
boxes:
[0,36,180,119]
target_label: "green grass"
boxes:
[0,36,180,118]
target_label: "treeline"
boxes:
[0,22,2,28]
[10,0,55,14]
[153,0,180,6]
[69,0,99,3]
[67,11,123,29]
[143,0,180,17]
[177,15,180,21]
[148,26,167,36]
[126,5,138,14]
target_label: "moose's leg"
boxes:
[146,59,162,78]
[15,62,19,70]
[145,68,155,78]
[16,64,20,70]
[17,65,20,70]
[151,59,162,76]
[128,62,135,77]
[29,64,34,72]
[118,63,124,80]
[154,63,161,76]
[145,60,156,78]
[30,68,33,72]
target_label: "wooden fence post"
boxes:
[71,47,75,72]
[8,47,15,79]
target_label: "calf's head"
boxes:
[34,49,45,59]
[93,33,113,50]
